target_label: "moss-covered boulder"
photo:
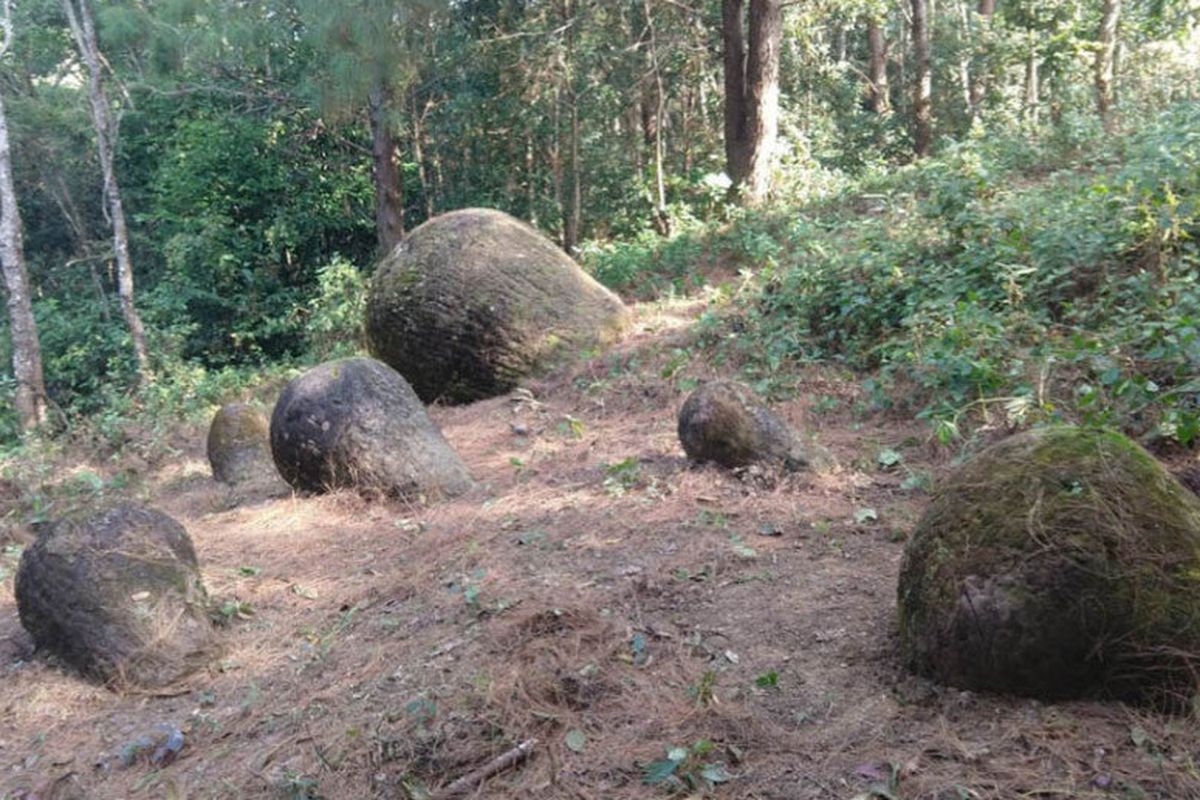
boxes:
[206,403,277,486]
[15,504,217,688]
[677,381,831,471]
[365,208,631,404]
[898,426,1200,706]
[269,357,473,499]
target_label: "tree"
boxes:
[1096,0,1122,130]
[298,1,439,254]
[866,13,890,114]
[968,0,996,119]
[0,0,46,431]
[722,0,782,203]
[910,0,932,156]
[62,0,151,381]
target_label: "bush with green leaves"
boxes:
[748,103,1199,444]
[586,103,1199,447]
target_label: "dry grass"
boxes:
[2,298,1200,799]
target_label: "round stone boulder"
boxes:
[15,504,217,688]
[269,357,473,498]
[898,426,1200,707]
[677,381,830,471]
[365,208,631,404]
[207,403,276,486]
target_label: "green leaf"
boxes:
[642,759,679,785]
[854,507,879,524]
[730,535,758,559]
[667,747,689,763]
[700,763,732,785]
[631,633,649,665]
[876,448,902,468]
[1130,726,1149,749]
[238,566,263,576]
[565,729,587,753]
[755,671,779,688]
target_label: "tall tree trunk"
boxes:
[525,132,538,227]
[968,0,995,119]
[911,0,933,157]
[643,0,670,235]
[560,0,581,253]
[866,16,891,114]
[62,0,149,382]
[722,0,782,204]
[563,95,581,253]
[0,20,47,431]
[551,87,564,247]
[368,85,405,253]
[1024,34,1040,128]
[956,1,973,122]
[1095,0,1121,132]
[410,93,433,219]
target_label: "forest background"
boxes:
[0,0,1197,454]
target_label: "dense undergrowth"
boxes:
[586,104,1200,447]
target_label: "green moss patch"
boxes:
[898,426,1200,708]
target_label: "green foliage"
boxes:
[730,104,1200,445]
[304,257,368,359]
[142,109,375,366]
[2,0,1198,450]
[641,739,733,793]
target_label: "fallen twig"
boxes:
[431,739,537,798]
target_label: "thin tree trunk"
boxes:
[1095,0,1121,131]
[686,83,696,172]
[643,0,670,235]
[410,93,433,219]
[722,0,747,182]
[866,16,891,114]
[62,0,149,381]
[564,96,581,253]
[368,85,404,253]
[0,9,47,431]
[551,87,564,247]
[525,132,537,226]
[43,169,111,322]
[560,0,581,253]
[968,0,995,119]
[1024,34,1040,128]
[956,1,973,122]
[911,0,933,157]
[722,0,782,204]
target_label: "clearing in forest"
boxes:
[2,296,1199,800]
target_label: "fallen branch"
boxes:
[431,739,537,799]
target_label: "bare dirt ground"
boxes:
[2,298,1200,800]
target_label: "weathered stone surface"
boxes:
[206,403,276,486]
[269,357,473,499]
[898,426,1200,707]
[677,381,830,471]
[365,208,631,404]
[15,504,217,688]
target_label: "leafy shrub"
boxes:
[604,103,1200,446]
[304,256,368,359]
